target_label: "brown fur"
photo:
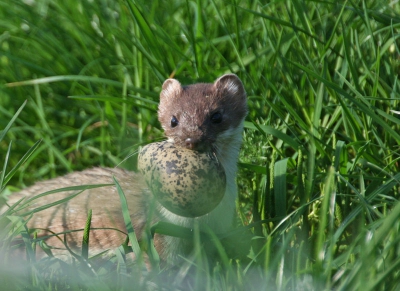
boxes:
[6,167,152,258]
[158,74,247,150]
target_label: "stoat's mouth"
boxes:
[171,140,214,154]
[180,144,219,164]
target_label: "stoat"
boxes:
[4,74,248,264]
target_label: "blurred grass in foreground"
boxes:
[1,0,400,290]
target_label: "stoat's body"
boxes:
[5,74,247,264]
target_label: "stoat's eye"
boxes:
[171,116,179,128]
[210,112,223,124]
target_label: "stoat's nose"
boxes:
[185,137,197,150]
[185,137,209,151]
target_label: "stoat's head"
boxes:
[158,74,248,153]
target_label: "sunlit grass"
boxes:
[1,0,400,290]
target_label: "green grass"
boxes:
[1,0,400,289]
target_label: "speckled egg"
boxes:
[138,141,226,217]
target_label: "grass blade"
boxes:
[112,176,141,257]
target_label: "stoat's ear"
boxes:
[161,78,182,100]
[213,74,246,99]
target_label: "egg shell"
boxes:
[138,141,226,217]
